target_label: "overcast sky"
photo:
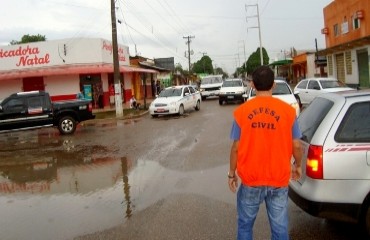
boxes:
[0,0,333,74]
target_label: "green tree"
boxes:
[214,67,228,78]
[175,63,184,75]
[10,34,46,45]
[245,47,269,75]
[192,56,214,74]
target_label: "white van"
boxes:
[199,75,223,100]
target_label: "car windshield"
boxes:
[223,80,242,87]
[158,88,182,97]
[319,80,346,89]
[250,82,291,96]
[202,77,223,84]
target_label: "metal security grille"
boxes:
[328,55,333,76]
[336,53,345,82]
[345,51,352,75]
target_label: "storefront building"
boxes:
[320,0,370,88]
[0,38,158,108]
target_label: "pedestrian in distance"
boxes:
[130,95,140,109]
[228,65,303,240]
[76,90,84,99]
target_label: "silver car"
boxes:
[294,77,354,106]
[289,89,370,236]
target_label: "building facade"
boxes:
[292,51,327,82]
[0,38,158,108]
[320,0,370,88]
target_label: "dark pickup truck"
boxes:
[0,91,95,135]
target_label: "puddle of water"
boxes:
[0,146,231,240]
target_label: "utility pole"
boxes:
[183,36,195,73]
[246,4,263,66]
[111,0,123,117]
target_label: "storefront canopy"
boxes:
[0,64,158,81]
[269,59,293,66]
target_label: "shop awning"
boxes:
[269,59,293,66]
[0,64,158,81]
[317,35,370,56]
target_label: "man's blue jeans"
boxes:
[237,184,289,240]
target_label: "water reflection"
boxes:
[0,154,134,240]
[121,157,132,218]
[0,129,228,240]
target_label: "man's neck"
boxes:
[255,90,272,97]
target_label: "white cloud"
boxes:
[0,0,332,74]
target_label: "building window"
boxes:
[328,55,333,76]
[352,15,360,29]
[341,16,349,34]
[334,24,340,36]
[345,51,352,75]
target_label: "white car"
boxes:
[289,89,370,236]
[218,78,247,105]
[294,77,354,106]
[199,75,223,100]
[244,79,301,116]
[149,85,201,117]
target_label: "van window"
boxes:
[202,76,223,84]
[335,101,370,142]
[298,97,334,143]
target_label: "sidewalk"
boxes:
[92,99,152,120]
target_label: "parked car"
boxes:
[218,78,247,105]
[244,79,301,116]
[289,89,370,236]
[149,85,201,117]
[0,91,95,135]
[294,77,354,106]
[199,75,223,100]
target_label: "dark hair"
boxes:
[252,66,274,91]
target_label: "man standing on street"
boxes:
[228,66,302,240]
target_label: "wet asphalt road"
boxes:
[0,99,368,240]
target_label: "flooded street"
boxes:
[0,100,237,240]
[0,100,367,240]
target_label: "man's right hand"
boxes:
[291,165,302,181]
[228,176,238,193]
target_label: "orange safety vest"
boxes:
[233,96,296,187]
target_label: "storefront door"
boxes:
[357,50,370,88]
[23,77,45,92]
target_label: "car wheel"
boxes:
[295,94,302,109]
[195,100,200,111]
[178,104,184,115]
[201,96,206,101]
[58,116,76,135]
[219,99,223,105]
[151,114,158,118]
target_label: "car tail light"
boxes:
[88,103,93,112]
[306,145,323,179]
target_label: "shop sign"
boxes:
[0,45,50,68]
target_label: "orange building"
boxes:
[319,0,370,88]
